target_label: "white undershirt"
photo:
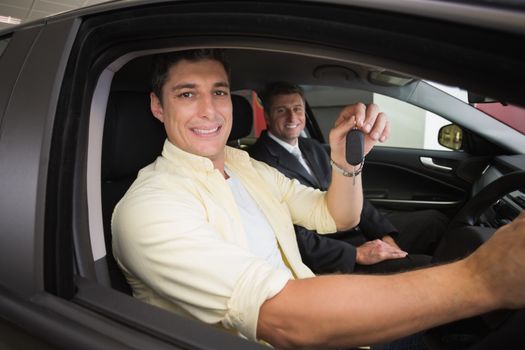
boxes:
[226,168,291,273]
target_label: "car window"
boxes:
[0,35,10,57]
[302,85,452,151]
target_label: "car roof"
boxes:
[1,0,524,37]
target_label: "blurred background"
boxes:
[0,0,112,30]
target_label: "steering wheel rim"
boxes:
[449,170,525,229]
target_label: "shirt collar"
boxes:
[161,139,251,173]
[267,131,300,155]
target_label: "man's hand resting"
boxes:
[356,239,408,265]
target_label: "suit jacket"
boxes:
[249,131,398,273]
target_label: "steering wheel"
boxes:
[449,170,525,229]
[432,171,525,264]
[426,170,525,350]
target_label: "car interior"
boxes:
[77,46,525,349]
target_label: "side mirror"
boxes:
[438,124,463,150]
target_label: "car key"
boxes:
[346,128,365,184]
[346,128,364,166]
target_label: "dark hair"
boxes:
[151,49,230,103]
[260,81,305,114]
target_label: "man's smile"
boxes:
[191,125,222,136]
[285,123,300,129]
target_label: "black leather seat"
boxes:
[101,91,165,294]
[228,94,253,147]
[101,92,254,293]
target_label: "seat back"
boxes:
[101,92,253,293]
[229,94,254,146]
[101,91,165,294]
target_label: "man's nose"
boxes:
[284,108,295,120]
[198,94,215,118]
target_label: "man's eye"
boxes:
[178,92,194,98]
[214,90,229,96]
[294,108,304,113]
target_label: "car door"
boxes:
[0,7,266,350]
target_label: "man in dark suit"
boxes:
[249,82,447,274]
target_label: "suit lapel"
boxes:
[299,139,327,190]
[261,133,320,187]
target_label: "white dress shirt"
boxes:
[267,132,314,175]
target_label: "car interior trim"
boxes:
[369,198,462,207]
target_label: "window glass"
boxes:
[302,85,451,151]
[429,81,525,135]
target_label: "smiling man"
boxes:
[249,81,447,275]
[112,49,525,350]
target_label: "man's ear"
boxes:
[150,92,164,122]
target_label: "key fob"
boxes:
[345,129,364,166]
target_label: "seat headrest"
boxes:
[102,91,166,181]
[229,94,253,141]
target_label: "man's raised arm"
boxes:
[325,103,390,230]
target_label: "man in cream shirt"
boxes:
[112,48,525,349]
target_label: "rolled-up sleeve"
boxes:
[112,179,291,340]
